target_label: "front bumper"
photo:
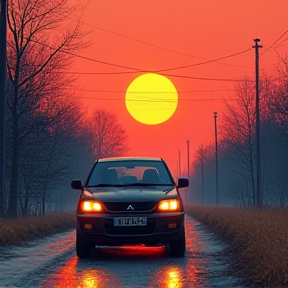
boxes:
[76,212,185,246]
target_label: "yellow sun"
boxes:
[125,73,178,125]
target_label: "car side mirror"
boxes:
[178,178,189,188]
[71,179,83,190]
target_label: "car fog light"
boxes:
[168,223,177,228]
[84,224,92,230]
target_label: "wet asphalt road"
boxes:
[0,215,247,288]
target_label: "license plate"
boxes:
[114,217,147,226]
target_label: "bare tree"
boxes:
[86,109,129,159]
[190,65,288,208]
[267,56,288,139]
[24,93,84,215]
[261,58,288,206]
[221,77,257,206]
[5,0,87,217]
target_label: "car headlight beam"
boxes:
[80,201,103,212]
[158,199,180,212]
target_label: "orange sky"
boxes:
[71,0,288,176]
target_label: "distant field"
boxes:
[185,205,288,287]
[0,212,75,246]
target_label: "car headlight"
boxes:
[78,200,103,213]
[157,199,180,212]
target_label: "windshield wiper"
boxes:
[86,183,173,187]
[122,183,173,186]
[86,184,121,187]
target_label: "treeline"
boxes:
[189,61,288,207]
[0,0,128,218]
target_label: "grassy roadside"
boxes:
[0,212,76,246]
[185,205,288,287]
[1,207,288,287]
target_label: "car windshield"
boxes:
[86,160,174,187]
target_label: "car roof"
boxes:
[97,156,163,163]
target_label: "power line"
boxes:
[65,47,252,75]
[29,38,142,71]
[66,48,252,75]
[274,37,288,48]
[29,38,253,81]
[261,27,288,55]
[158,73,254,82]
[73,96,239,102]
[154,48,253,72]
[62,88,237,93]
[70,17,252,69]
[106,105,228,111]
[66,70,254,82]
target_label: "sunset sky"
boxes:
[71,0,288,176]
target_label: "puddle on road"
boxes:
[39,216,248,288]
[0,231,76,287]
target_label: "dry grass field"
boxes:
[0,212,75,246]
[185,205,288,287]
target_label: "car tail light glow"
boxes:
[158,199,180,212]
[80,201,103,212]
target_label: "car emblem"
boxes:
[127,205,134,210]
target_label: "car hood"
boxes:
[84,185,178,202]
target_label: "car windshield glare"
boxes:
[86,160,174,187]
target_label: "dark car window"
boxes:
[86,160,174,186]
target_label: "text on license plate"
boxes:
[114,217,147,226]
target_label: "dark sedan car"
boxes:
[71,157,189,258]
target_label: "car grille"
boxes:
[103,202,156,212]
[105,218,155,235]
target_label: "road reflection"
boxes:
[43,256,119,287]
[42,217,218,287]
[154,266,183,288]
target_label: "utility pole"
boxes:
[187,140,190,177]
[201,146,204,205]
[253,38,262,207]
[214,112,219,206]
[178,151,181,176]
[0,0,7,217]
